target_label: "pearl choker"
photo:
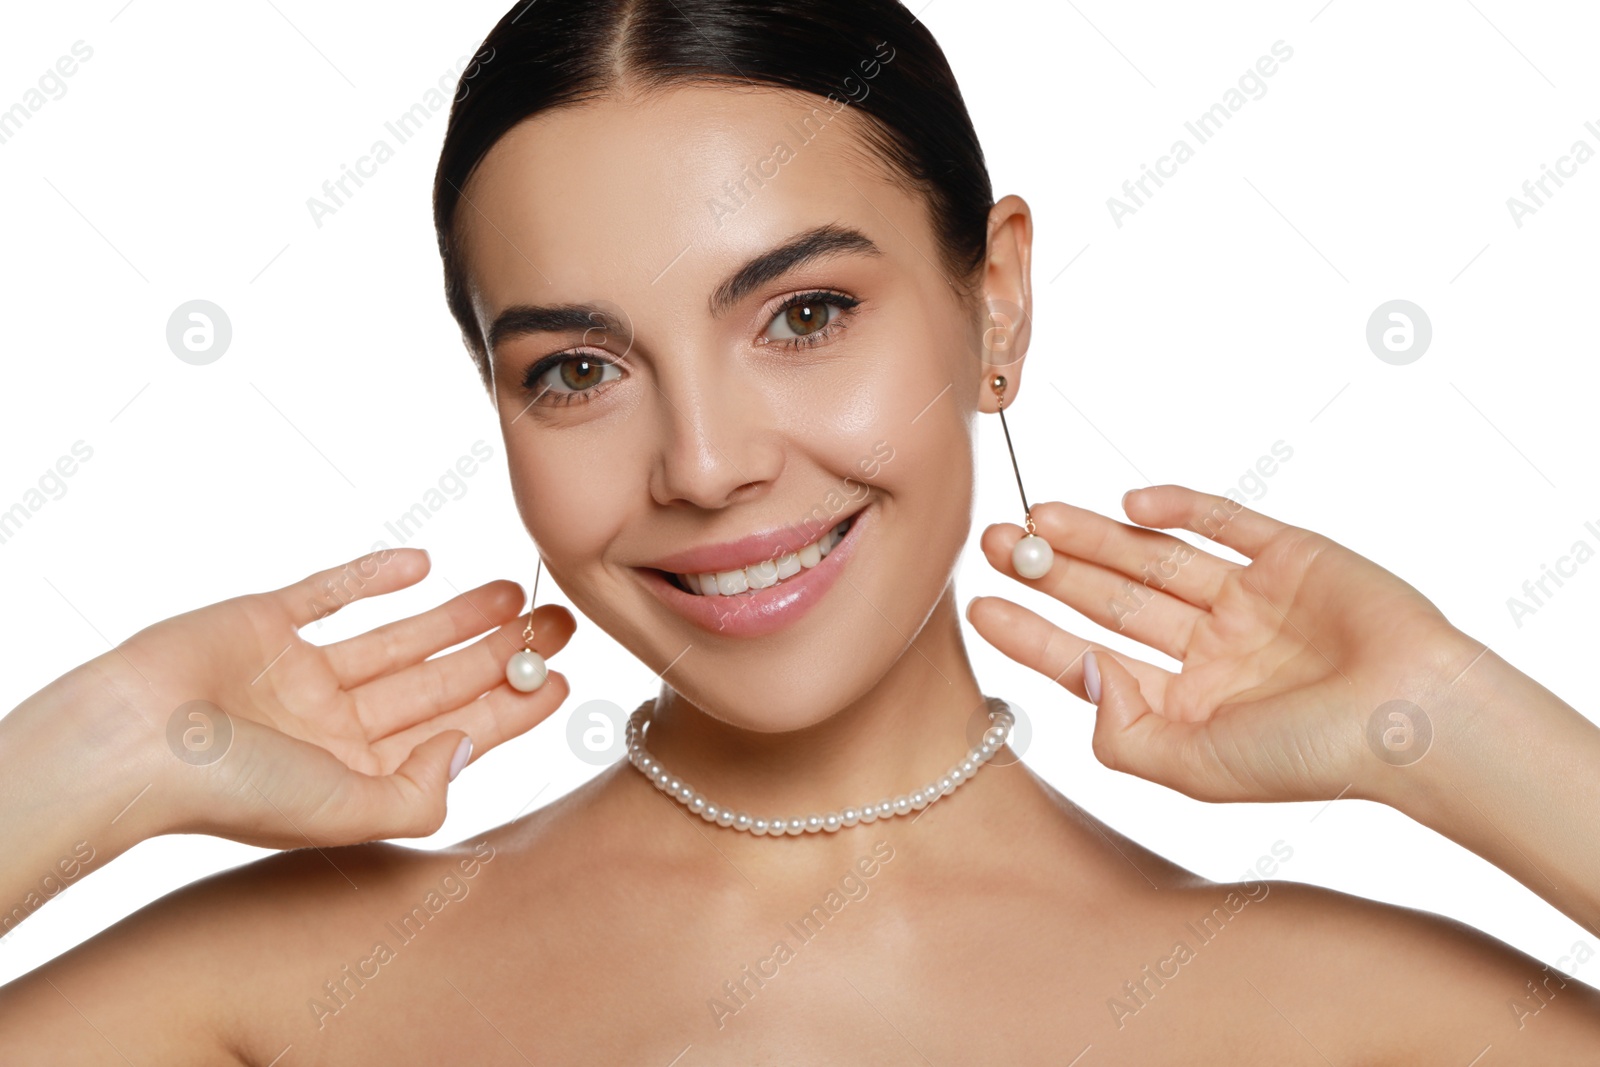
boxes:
[624,696,1016,834]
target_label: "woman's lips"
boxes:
[636,505,869,638]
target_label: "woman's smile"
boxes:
[635,502,870,637]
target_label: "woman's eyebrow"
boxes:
[489,304,618,354]
[486,224,882,355]
[707,224,882,316]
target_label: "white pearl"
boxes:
[823,813,842,832]
[786,821,805,836]
[717,809,735,827]
[805,815,824,832]
[1012,534,1054,579]
[505,648,547,692]
[770,818,787,835]
[892,796,911,816]
[841,808,859,827]
[751,818,769,835]
[733,812,751,831]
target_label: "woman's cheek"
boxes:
[506,444,616,561]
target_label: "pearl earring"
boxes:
[990,374,1054,580]
[505,557,548,693]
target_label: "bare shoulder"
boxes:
[1022,776,1600,1062]
[0,805,549,1065]
[1194,876,1600,1064]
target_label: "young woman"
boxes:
[4,1,1598,1062]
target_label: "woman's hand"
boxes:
[967,486,1481,804]
[69,547,574,847]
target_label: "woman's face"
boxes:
[457,84,1027,731]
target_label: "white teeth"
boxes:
[819,526,839,558]
[747,560,780,589]
[677,518,851,596]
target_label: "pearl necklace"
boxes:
[624,696,1016,834]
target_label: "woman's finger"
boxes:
[1122,485,1294,562]
[1083,650,1239,800]
[965,595,1173,708]
[352,606,575,739]
[1014,500,1240,611]
[369,670,571,771]
[310,727,466,843]
[325,579,527,688]
[980,522,1203,662]
[185,719,466,846]
[270,548,432,629]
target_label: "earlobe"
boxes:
[974,304,1027,415]
[974,194,1034,415]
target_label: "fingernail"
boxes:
[1083,651,1101,704]
[449,736,473,782]
[964,595,980,621]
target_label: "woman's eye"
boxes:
[523,353,623,405]
[762,292,860,346]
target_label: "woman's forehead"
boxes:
[456,84,929,320]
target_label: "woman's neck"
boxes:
[639,585,1001,833]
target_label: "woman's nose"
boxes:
[648,369,784,510]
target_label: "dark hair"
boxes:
[432,0,994,387]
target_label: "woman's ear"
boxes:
[974,194,1035,415]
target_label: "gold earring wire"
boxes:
[990,373,1055,580]
[522,556,541,650]
[990,374,1035,536]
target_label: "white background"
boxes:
[2,0,1597,989]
